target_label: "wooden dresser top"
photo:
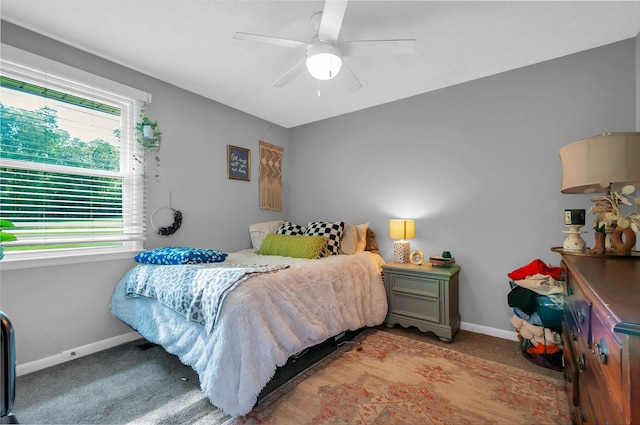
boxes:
[561,255,640,336]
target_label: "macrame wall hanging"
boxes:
[259,141,284,211]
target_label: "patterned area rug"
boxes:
[229,328,570,425]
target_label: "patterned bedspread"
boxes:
[124,263,288,333]
[111,250,387,416]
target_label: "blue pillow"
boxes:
[134,247,227,265]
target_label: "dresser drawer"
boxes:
[580,345,624,425]
[564,278,592,347]
[562,319,579,407]
[557,254,640,425]
[564,303,581,346]
[590,308,623,411]
[387,273,440,298]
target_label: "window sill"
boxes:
[0,249,140,271]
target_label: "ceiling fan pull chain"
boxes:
[317,80,321,97]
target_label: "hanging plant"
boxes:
[0,219,17,260]
[134,112,162,182]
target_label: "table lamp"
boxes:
[389,219,415,263]
[559,132,640,252]
[559,132,640,194]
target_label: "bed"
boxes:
[109,221,387,416]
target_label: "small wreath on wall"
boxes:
[150,192,182,236]
[150,207,182,236]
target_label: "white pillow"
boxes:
[249,220,284,250]
[340,223,369,254]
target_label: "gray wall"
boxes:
[1,20,638,368]
[0,22,290,366]
[288,38,638,334]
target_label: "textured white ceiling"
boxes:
[2,1,640,128]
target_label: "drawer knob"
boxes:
[577,353,586,372]
[579,405,587,423]
[595,339,608,365]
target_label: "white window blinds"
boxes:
[0,55,147,260]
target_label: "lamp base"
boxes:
[563,225,586,252]
[393,241,410,263]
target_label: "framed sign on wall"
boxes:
[227,145,250,181]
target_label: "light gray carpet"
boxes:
[14,340,230,424]
[14,333,340,425]
[13,326,563,424]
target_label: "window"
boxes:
[0,53,148,267]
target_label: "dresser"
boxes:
[558,253,640,425]
[382,262,460,342]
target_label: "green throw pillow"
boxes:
[258,233,328,259]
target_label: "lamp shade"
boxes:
[389,219,415,240]
[306,43,343,80]
[559,132,640,194]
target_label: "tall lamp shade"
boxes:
[389,219,415,263]
[559,132,640,194]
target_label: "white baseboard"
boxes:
[16,324,516,377]
[16,331,142,376]
[460,321,518,341]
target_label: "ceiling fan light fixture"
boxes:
[306,43,343,80]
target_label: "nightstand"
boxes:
[382,262,461,342]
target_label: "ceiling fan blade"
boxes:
[341,39,415,57]
[318,0,348,42]
[234,32,309,49]
[272,58,307,88]
[341,61,362,92]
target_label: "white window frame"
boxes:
[0,45,151,270]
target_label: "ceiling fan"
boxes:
[233,0,415,91]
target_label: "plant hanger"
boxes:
[134,111,162,182]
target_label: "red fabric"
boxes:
[508,259,562,281]
[526,341,560,355]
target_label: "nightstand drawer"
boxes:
[390,292,440,323]
[387,273,440,298]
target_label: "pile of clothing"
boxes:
[507,259,564,371]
